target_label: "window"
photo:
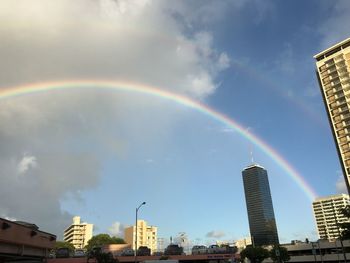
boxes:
[337,129,346,136]
[334,115,342,122]
[326,89,333,96]
[336,123,343,129]
[323,77,330,84]
[344,152,350,159]
[319,65,327,71]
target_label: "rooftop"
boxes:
[314,37,350,60]
[313,193,350,202]
[243,163,265,171]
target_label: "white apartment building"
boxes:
[64,216,93,249]
[312,194,350,240]
[315,38,350,193]
[124,220,157,253]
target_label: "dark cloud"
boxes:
[206,230,226,239]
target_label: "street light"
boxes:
[135,201,146,263]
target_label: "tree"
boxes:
[111,237,126,244]
[240,246,269,263]
[86,234,126,251]
[339,205,350,239]
[269,245,290,263]
[55,241,75,252]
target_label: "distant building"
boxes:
[234,237,252,251]
[312,194,350,240]
[314,38,350,193]
[242,164,279,246]
[124,220,157,253]
[63,216,93,249]
[278,239,350,263]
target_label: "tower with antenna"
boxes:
[242,164,279,246]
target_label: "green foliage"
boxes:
[240,246,269,263]
[339,205,350,239]
[111,237,126,244]
[269,245,290,263]
[54,241,75,252]
[86,234,126,251]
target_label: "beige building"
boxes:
[234,237,252,251]
[314,38,350,193]
[124,220,157,253]
[64,216,93,249]
[312,194,349,240]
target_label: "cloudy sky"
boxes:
[0,0,349,245]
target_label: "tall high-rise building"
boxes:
[312,194,350,240]
[64,216,93,249]
[124,219,157,253]
[242,164,279,246]
[314,38,350,193]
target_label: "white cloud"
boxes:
[0,0,234,238]
[0,0,229,98]
[108,221,126,238]
[336,172,347,194]
[206,230,226,239]
[217,53,231,71]
[17,154,38,174]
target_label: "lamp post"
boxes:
[135,202,146,263]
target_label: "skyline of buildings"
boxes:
[60,37,350,248]
[242,164,279,246]
[312,194,350,240]
[63,216,93,249]
[124,219,158,253]
[315,38,350,194]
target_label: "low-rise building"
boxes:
[124,220,157,254]
[64,216,93,249]
[276,239,350,263]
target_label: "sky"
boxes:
[0,0,350,246]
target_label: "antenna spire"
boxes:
[250,145,255,164]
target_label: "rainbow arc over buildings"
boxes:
[0,80,318,201]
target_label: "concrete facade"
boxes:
[63,216,93,249]
[278,239,350,263]
[124,220,157,253]
[312,194,350,240]
[315,38,350,193]
[0,217,56,262]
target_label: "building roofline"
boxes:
[243,163,265,170]
[314,38,350,60]
[313,193,350,202]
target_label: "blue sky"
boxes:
[0,0,350,245]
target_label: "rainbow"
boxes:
[0,80,318,200]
